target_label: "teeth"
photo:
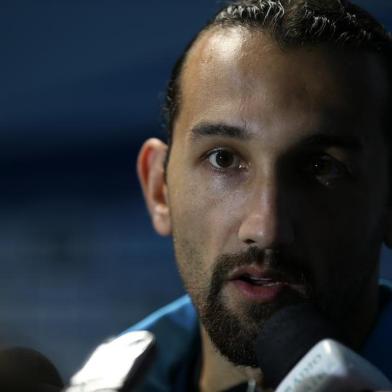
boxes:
[247,276,271,282]
[243,276,276,285]
[249,279,270,284]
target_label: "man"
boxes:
[133,0,392,390]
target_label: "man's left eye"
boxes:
[303,155,350,186]
[207,149,242,170]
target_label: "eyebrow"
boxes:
[189,121,363,152]
[299,133,363,152]
[190,122,251,140]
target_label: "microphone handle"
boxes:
[275,339,392,392]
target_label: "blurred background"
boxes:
[0,0,391,383]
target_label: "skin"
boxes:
[138,26,392,391]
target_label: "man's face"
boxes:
[164,28,390,366]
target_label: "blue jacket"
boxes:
[126,281,392,391]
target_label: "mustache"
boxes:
[209,246,311,295]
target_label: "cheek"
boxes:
[299,178,381,237]
[168,169,243,264]
[299,187,384,281]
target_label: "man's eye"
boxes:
[207,149,241,169]
[303,155,349,186]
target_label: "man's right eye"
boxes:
[207,149,242,170]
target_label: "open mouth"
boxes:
[238,274,286,287]
[227,265,303,302]
[229,265,293,286]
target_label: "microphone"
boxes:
[255,304,392,391]
[0,346,63,392]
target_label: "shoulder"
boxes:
[67,297,199,392]
[360,280,392,380]
[123,295,200,391]
[125,295,197,335]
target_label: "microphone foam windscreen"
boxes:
[0,347,63,392]
[255,303,342,389]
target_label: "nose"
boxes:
[238,177,295,249]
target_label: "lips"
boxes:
[227,265,305,302]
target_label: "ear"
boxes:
[384,209,392,249]
[137,138,171,236]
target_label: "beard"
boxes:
[172,214,382,366]
[192,247,312,367]
[174,232,366,367]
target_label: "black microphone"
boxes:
[255,304,392,391]
[0,347,63,392]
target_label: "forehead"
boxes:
[174,26,388,147]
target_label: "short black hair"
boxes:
[162,0,392,155]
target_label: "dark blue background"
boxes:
[1,0,391,382]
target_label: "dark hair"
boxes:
[162,0,392,156]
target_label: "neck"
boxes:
[198,326,262,392]
[343,277,380,350]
